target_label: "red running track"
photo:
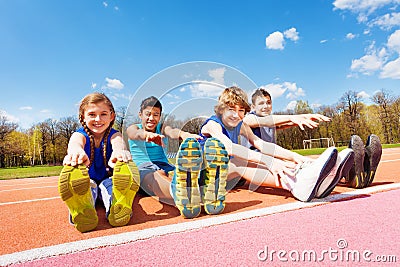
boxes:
[1,147,399,266]
[13,189,400,266]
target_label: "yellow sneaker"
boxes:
[108,161,140,227]
[172,138,202,219]
[202,138,229,215]
[58,165,98,233]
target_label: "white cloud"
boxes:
[346,32,357,39]
[351,30,400,78]
[91,82,97,89]
[260,82,305,101]
[40,109,51,113]
[261,84,287,99]
[357,90,370,98]
[187,67,226,97]
[284,27,299,42]
[103,1,108,7]
[380,57,400,78]
[333,0,399,14]
[105,77,124,90]
[190,83,224,97]
[19,106,32,110]
[114,6,119,11]
[320,39,328,44]
[286,87,305,100]
[369,12,400,30]
[387,29,400,53]
[286,101,298,110]
[266,28,300,50]
[351,53,383,75]
[166,93,180,99]
[208,67,226,85]
[265,31,285,50]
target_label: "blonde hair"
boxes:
[214,86,251,115]
[78,92,115,172]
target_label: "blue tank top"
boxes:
[76,127,118,183]
[199,115,242,147]
[128,123,169,166]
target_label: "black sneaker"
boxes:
[346,135,366,188]
[364,134,382,187]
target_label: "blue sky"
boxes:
[1,0,399,130]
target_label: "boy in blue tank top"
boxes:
[126,96,203,218]
[196,86,340,204]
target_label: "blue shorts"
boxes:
[138,161,175,178]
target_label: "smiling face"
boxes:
[220,104,246,129]
[252,95,272,117]
[139,106,161,132]
[83,102,115,138]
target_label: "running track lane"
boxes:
[9,189,400,266]
[0,148,399,265]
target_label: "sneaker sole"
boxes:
[203,138,229,215]
[304,148,338,202]
[108,161,140,227]
[347,135,366,188]
[175,138,202,219]
[58,165,98,233]
[317,150,354,198]
[365,134,382,187]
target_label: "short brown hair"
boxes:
[214,86,251,115]
[251,88,271,105]
[140,96,162,113]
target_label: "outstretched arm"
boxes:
[63,132,90,167]
[126,124,165,146]
[240,123,308,164]
[108,132,132,168]
[201,120,296,182]
[243,113,331,130]
[163,125,202,141]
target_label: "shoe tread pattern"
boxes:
[203,138,229,215]
[58,165,98,232]
[108,161,140,227]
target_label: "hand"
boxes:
[108,150,132,168]
[292,153,309,165]
[63,150,90,167]
[181,132,203,141]
[145,132,165,146]
[290,114,331,130]
[268,159,296,190]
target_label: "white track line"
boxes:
[0,197,60,206]
[0,186,57,193]
[381,159,400,163]
[1,183,399,266]
[0,181,57,188]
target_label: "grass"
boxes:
[1,143,399,180]
[0,165,63,180]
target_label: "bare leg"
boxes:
[228,157,287,191]
[141,170,174,205]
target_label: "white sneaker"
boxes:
[316,148,355,198]
[291,147,338,202]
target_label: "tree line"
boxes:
[0,89,399,168]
